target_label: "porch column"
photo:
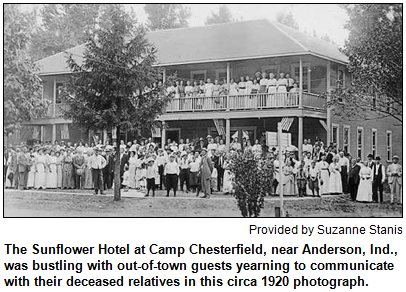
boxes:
[162,67,166,84]
[40,125,44,142]
[53,79,57,117]
[103,129,108,144]
[226,62,230,111]
[326,60,331,146]
[52,124,56,144]
[298,116,303,159]
[161,121,166,149]
[225,118,231,151]
[299,57,303,109]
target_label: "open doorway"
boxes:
[166,128,181,143]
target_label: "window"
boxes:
[343,125,350,154]
[357,127,364,159]
[371,129,377,158]
[261,65,280,76]
[215,69,228,83]
[337,68,345,88]
[386,131,392,161]
[331,123,339,148]
[291,63,311,92]
[55,82,64,103]
[190,70,207,82]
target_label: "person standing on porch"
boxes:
[199,148,213,199]
[89,148,107,195]
[371,156,385,203]
[387,155,402,204]
[338,151,350,194]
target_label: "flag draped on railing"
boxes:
[61,124,70,139]
[213,119,225,136]
[280,117,294,132]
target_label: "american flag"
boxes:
[280,117,294,132]
[213,119,225,135]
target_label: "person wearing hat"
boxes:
[371,156,386,203]
[164,154,179,197]
[103,147,115,190]
[145,157,158,197]
[367,154,375,169]
[73,148,86,189]
[89,147,107,195]
[387,156,402,204]
[348,158,361,201]
[199,148,213,199]
[179,151,190,193]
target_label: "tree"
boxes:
[276,11,299,30]
[144,4,191,31]
[327,4,402,123]
[4,4,50,136]
[230,151,273,217]
[64,4,169,201]
[205,5,235,25]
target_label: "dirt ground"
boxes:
[3,189,402,217]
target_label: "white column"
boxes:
[103,129,108,144]
[161,121,166,149]
[278,122,284,217]
[299,57,303,109]
[226,62,230,111]
[326,60,331,145]
[40,125,44,142]
[225,118,231,151]
[53,79,57,117]
[52,124,56,144]
[298,116,303,159]
[162,68,166,83]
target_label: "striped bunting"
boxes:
[280,117,294,132]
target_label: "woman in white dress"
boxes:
[281,160,295,196]
[134,154,144,189]
[222,156,234,194]
[46,150,58,188]
[34,148,47,189]
[318,155,330,195]
[128,151,138,189]
[277,72,288,106]
[267,73,278,107]
[83,150,93,189]
[26,151,36,189]
[229,79,239,109]
[56,151,64,188]
[356,161,373,202]
[328,156,342,194]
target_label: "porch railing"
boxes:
[165,92,325,113]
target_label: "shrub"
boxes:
[229,151,273,217]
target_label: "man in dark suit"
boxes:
[348,158,361,201]
[213,151,225,192]
[326,147,334,164]
[372,156,386,203]
[367,153,375,169]
[16,146,29,190]
[119,147,129,188]
[103,148,115,190]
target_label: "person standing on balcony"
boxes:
[245,76,253,108]
[254,71,262,84]
[259,72,268,93]
[185,80,193,110]
[277,72,288,106]
[229,78,239,109]
[286,73,295,92]
[204,78,214,109]
[238,76,246,98]
[267,73,277,107]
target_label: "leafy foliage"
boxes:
[276,11,299,29]
[64,4,170,200]
[4,4,50,135]
[327,4,402,123]
[230,151,273,217]
[144,4,191,31]
[205,5,235,25]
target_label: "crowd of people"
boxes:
[4,135,402,205]
[163,72,299,110]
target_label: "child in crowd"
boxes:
[122,165,130,192]
[145,158,158,197]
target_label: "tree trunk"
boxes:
[114,125,121,201]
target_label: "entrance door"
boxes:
[166,129,181,143]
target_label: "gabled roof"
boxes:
[36,19,347,75]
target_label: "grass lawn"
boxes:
[3,189,402,217]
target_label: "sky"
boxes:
[21,4,349,46]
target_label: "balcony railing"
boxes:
[45,93,326,117]
[165,92,325,113]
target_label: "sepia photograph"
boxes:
[3,3,403,217]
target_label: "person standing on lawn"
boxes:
[371,156,385,203]
[164,154,179,197]
[199,148,213,199]
[89,148,106,195]
[348,158,361,201]
[387,155,402,204]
